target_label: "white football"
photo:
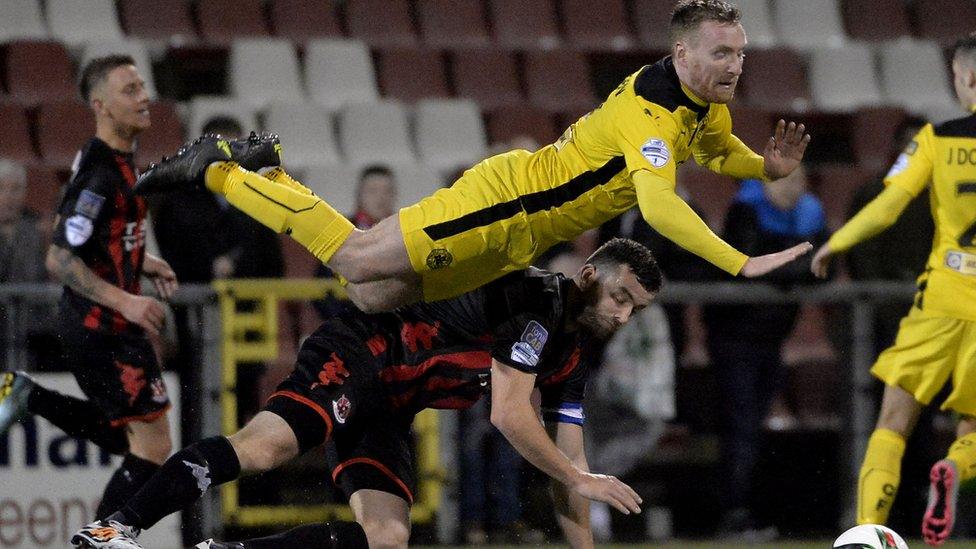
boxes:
[833,524,909,549]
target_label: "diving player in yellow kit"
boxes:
[136,0,812,313]
[811,32,976,547]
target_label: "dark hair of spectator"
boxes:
[202,116,244,138]
[79,54,137,102]
[586,238,663,293]
[953,31,976,58]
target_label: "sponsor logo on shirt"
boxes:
[641,138,671,168]
[75,190,106,219]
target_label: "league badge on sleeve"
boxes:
[65,215,94,246]
[641,138,671,168]
[510,320,549,368]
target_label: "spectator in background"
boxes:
[703,166,829,540]
[0,158,52,370]
[313,165,397,320]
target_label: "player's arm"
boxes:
[46,238,166,336]
[143,252,179,300]
[634,170,811,277]
[546,419,594,549]
[489,359,642,515]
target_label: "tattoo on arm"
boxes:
[48,245,116,306]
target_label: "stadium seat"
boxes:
[451,49,523,109]
[36,101,96,170]
[489,0,561,50]
[417,0,490,49]
[851,106,909,171]
[229,39,304,107]
[813,163,875,229]
[524,51,596,113]
[337,100,417,167]
[46,0,124,46]
[486,105,559,147]
[631,0,672,51]
[304,39,379,111]
[0,0,47,42]
[677,164,737,230]
[735,0,778,47]
[773,0,847,50]
[197,0,269,44]
[738,47,811,112]
[186,96,260,139]
[808,44,882,112]
[119,0,197,42]
[346,0,418,48]
[878,40,956,114]
[271,0,343,42]
[728,106,774,152]
[377,48,450,103]
[841,0,911,42]
[0,103,38,164]
[390,163,446,207]
[24,164,62,220]
[911,0,976,46]
[81,39,158,100]
[4,40,77,105]
[294,163,361,216]
[559,0,635,52]
[263,102,342,169]
[134,101,185,171]
[414,99,488,171]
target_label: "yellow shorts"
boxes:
[871,306,976,416]
[399,150,541,301]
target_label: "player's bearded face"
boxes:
[576,264,651,340]
[681,22,746,104]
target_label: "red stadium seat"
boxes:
[729,106,775,152]
[346,0,418,47]
[0,103,37,164]
[489,0,561,50]
[738,48,811,112]
[841,0,911,42]
[851,106,910,172]
[377,48,449,102]
[631,0,673,51]
[677,164,737,230]
[524,50,596,113]
[119,0,196,41]
[813,164,875,229]
[451,49,523,109]
[36,101,96,170]
[135,101,185,171]
[560,0,635,51]
[486,105,559,147]
[24,164,62,220]
[911,0,976,46]
[4,40,77,106]
[197,0,269,44]
[417,0,490,49]
[271,0,343,42]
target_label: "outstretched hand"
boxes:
[810,243,833,279]
[763,119,811,180]
[740,242,813,278]
[571,472,643,515]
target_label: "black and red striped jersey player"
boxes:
[73,237,661,549]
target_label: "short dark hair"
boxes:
[954,31,976,58]
[668,0,741,45]
[79,55,136,102]
[359,165,393,182]
[586,238,663,293]
[201,116,244,138]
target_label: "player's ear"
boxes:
[578,263,598,288]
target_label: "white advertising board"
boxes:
[0,372,182,548]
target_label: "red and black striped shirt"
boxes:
[53,138,147,336]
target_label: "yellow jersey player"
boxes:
[135,0,811,313]
[811,32,976,547]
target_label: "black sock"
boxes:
[241,522,368,549]
[27,384,129,454]
[116,436,240,530]
[96,453,160,519]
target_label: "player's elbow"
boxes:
[489,406,518,434]
[45,245,65,278]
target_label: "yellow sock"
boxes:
[857,428,905,525]
[946,432,976,482]
[205,162,354,263]
[260,166,315,195]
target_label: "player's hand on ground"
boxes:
[143,254,179,299]
[121,294,167,335]
[571,472,642,515]
[762,119,811,180]
[740,242,813,278]
[810,243,833,279]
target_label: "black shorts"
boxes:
[61,323,170,426]
[264,320,417,504]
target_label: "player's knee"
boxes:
[228,433,290,472]
[361,519,410,549]
[133,432,172,464]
